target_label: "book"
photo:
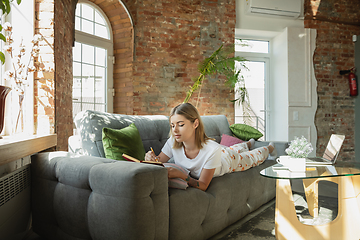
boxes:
[122,153,164,166]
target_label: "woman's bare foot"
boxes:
[268,142,277,160]
[268,144,274,153]
[247,138,255,149]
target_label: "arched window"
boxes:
[73,1,114,120]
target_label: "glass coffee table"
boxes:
[260,162,360,240]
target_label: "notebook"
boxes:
[306,134,345,165]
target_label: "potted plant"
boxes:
[183,43,251,116]
[285,136,314,159]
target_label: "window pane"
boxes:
[95,47,106,66]
[95,104,105,112]
[235,60,266,140]
[95,24,108,39]
[75,5,81,17]
[82,44,94,64]
[95,11,105,25]
[76,3,110,40]
[75,16,81,31]
[73,42,81,62]
[95,66,106,103]
[73,102,82,119]
[83,103,95,111]
[81,19,94,35]
[82,64,95,103]
[235,39,269,53]
[82,4,94,21]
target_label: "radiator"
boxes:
[0,165,31,240]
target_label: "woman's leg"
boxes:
[220,143,276,174]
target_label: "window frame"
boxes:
[74,1,114,115]
[235,38,271,140]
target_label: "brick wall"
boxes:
[304,0,360,161]
[53,0,77,150]
[34,0,55,136]
[122,0,237,123]
[83,0,236,121]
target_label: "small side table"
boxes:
[260,162,360,240]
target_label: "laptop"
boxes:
[306,134,345,165]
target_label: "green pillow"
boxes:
[229,124,263,141]
[102,123,146,161]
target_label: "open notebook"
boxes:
[306,134,345,165]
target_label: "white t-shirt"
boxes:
[162,137,222,179]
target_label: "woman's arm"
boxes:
[167,167,215,191]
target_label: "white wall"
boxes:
[270,29,288,141]
[287,27,317,156]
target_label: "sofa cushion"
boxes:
[229,124,263,141]
[74,110,170,158]
[102,123,146,161]
[220,134,244,147]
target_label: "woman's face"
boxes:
[170,114,198,143]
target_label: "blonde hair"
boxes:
[169,103,212,149]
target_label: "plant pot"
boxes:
[277,156,306,172]
[0,85,11,138]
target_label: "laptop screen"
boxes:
[323,134,345,162]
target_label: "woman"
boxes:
[145,103,277,191]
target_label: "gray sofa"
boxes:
[31,110,288,240]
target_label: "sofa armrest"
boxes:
[31,152,169,240]
[88,159,169,240]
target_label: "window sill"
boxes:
[0,134,57,166]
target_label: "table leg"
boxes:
[275,175,360,240]
[302,179,319,218]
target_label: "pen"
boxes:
[150,147,159,162]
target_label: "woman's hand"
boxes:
[144,151,170,163]
[167,167,184,179]
[144,150,156,162]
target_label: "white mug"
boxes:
[276,155,305,172]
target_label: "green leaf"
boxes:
[0,33,6,42]
[0,51,5,65]
[0,2,6,14]
[4,0,11,14]
[17,0,22,5]
[198,44,223,74]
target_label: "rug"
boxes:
[209,192,338,240]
